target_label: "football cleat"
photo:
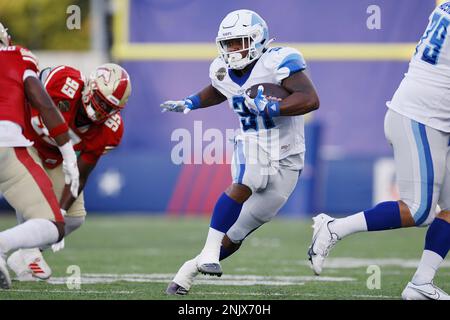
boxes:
[307,213,340,275]
[0,255,11,289]
[402,282,450,300]
[197,263,223,277]
[7,249,52,281]
[166,281,189,296]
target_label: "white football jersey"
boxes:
[387,2,450,132]
[209,47,307,160]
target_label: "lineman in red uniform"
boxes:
[0,23,79,289]
[7,63,131,281]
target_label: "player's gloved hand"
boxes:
[160,99,194,114]
[244,85,281,117]
[51,238,65,252]
[58,141,80,198]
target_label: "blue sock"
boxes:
[210,193,243,233]
[424,218,450,259]
[363,201,402,231]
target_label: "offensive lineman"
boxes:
[6,63,131,280]
[308,2,450,300]
[161,9,319,295]
[0,23,79,289]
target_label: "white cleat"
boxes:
[307,213,340,275]
[402,282,450,300]
[0,255,12,289]
[7,249,52,281]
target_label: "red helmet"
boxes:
[82,63,132,124]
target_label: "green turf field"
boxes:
[0,214,448,300]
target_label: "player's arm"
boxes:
[59,156,96,211]
[24,76,70,146]
[24,76,80,197]
[160,84,227,113]
[279,71,320,116]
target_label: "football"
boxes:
[245,83,290,100]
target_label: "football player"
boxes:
[6,63,131,281]
[161,9,320,295]
[308,2,450,300]
[0,23,79,289]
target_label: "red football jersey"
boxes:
[24,65,124,168]
[0,45,39,129]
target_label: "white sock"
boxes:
[329,212,368,239]
[198,228,224,264]
[412,250,443,285]
[0,219,59,255]
[173,255,199,290]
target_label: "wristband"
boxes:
[186,94,201,110]
[265,101,281,117]
[49,122,69,138]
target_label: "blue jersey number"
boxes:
[231,96,275,132]
[416,12,450,65]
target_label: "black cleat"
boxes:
[166,281,189,296]
[197,263,223,277]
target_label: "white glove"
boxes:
[58,141,79,198]
[244,85,269,115]
[52,209,66,252]
[51,238,65,252]
[160,99,194,114]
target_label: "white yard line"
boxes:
[3,289,134,295]
[293,257,450,269]
[45,273,355,286]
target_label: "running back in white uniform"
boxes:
[209,46,306,241]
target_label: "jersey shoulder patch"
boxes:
[209,57,228,83]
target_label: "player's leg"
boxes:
[0,147,64,288]
[8,151,86,280]
[402,156,450,300]
[167,139,269,294]
[222,165,300,259]
[308,109,448,275]
[167,156,301,295]
[196,138,268,276]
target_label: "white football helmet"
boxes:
[82,63,132,124]
[216,9,272,70]
[0,22,11,48]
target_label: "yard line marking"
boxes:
[46,273,355,286]
[2,289,134,295]
[191,291,397,299]
[293,257,450,269]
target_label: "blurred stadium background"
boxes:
[1,0,443,217]
[0,0,448,300]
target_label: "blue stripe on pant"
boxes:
[411,120,434,226]
[233,140,246,184]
